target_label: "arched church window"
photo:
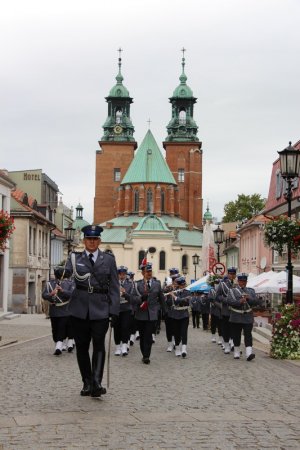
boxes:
[179,109,186,125]
[161,190,165,213]
[159,251,166,270]
[116,109,122,124]
[134,189,139,212]
[146,188,153,213]
[182,254,188,272]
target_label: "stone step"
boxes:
[253,326,272,341]
[252,330,271,346]
[3,313,21,320]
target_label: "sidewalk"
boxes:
[0,313,51,348]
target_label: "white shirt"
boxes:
[85,249,99,263]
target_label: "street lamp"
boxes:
[64,224,75,254]
[192,253,200,280]
[182,267,188,276]
[278,141,300,304]
[213,224,225,262]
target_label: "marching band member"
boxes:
[127,271,137,346]
[113,266,132,356]
[227,273,262,361]
[131,262,165,364]
[208,277,222,344]
[166,276,190,358]
[200,292,210,331]
[163,268,179,351]
[65,225,120,398]
[190,291,201,329]
[42,266,74,355]
[215,267,237,354]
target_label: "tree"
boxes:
[222,194,266,223]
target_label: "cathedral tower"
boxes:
[94,51,137,223]
[163,50,203,228]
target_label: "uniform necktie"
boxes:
[89,253,94,266]
[147,280,151,290]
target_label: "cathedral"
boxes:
[93,53,203,282]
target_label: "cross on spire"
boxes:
[147,118,151,129]
[117,47,123,59]
[181,47,186,59]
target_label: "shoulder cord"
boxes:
[230,286,251,309]
[71,252,93,291]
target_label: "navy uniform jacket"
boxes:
[190,294,202,313]
[208,287,222,318]
[131,279,164,321]
[42,279,74,318]
[215,279,236,317]
[65,250,120,320]
[119,278,133,313]
[166,289,190,320]
[227,286,261,324]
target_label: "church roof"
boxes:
[171,56,194,99]
[108,56,130,98]
[121,130,176,185]
[134,214,170,232]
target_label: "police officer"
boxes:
[227,273,262,361]
[127,271,138,345]
[114,266,132,356]
[42,266,74,355]
[163,268,179,351]
[66,225,120,397]
[131,262,164,364]
[215,267,237,354]
[190,291,201,329]
[208,278,222,344]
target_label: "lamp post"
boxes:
[213,224,225,263]
[182,267,188,276]
[192,253,200,280]
[278,141,300,304]
[64,224,75,254]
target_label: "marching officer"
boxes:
[131,262,164,364]
[114,266,132,356]
[227,273,262,361]
[65,225,120,397]
[163,268,179,352]
[42,266,75,355]
[208,278,222,344]
[190,291,201,329]
[166,276,190,358]
[215,267,237,354]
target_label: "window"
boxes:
[138,250,144,269]
[161,190,165,212]
[159,251,166,270]
[33,228,36,255]
[179,109,186,125]
[29,226,32,255]
[134,189,139,212]
[114,168,121,182]
[178,169,185,183]
[182,254,188,271]
[116,109,122,124]
[146,188,153,213]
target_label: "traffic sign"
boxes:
[212,262,225,276]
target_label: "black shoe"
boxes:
[53,349,62,356]
[247,353,255,361]
[142,357,150,364]
[91,381,107,397]
[68,346,74,353]
[80,379,91,396]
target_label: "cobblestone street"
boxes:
[0,315,299,450]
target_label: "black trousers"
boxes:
[173,317,189,346]
[50,316,72,342]
[129,315,138,335]
[210,315,221,336]
[164,315,174,342]
[137,320,155,358]
[231,322,253,347]
[113,310,131,344]
[70,316,109,382]
[221,315,231,343]
[201,313,209,330]
[192,311,200,328]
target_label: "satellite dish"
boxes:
[260,257,267,269]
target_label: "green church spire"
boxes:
[101,49,135,142]
[165,49,199,142]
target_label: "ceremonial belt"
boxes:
[54,300,70,307]
[76,285,108,294]
[173,306,189,311]
[229,307,252,314]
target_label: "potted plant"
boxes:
[264,215,300,256]
[270,301,300,359]
[0,210,15,252]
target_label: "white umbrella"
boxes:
[247,270,300,294]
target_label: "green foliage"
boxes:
[222,194,265,223]
[264,216,300,256]
[270,302,300,360]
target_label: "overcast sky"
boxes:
[1,0,300,224]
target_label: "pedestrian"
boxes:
[215,267,237,354]
[227,273,262,361]
[166,276,190,358]
[42,266,75,355]
[65,225,120,397]
[131,262,164,364]
[114,266,132,356]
